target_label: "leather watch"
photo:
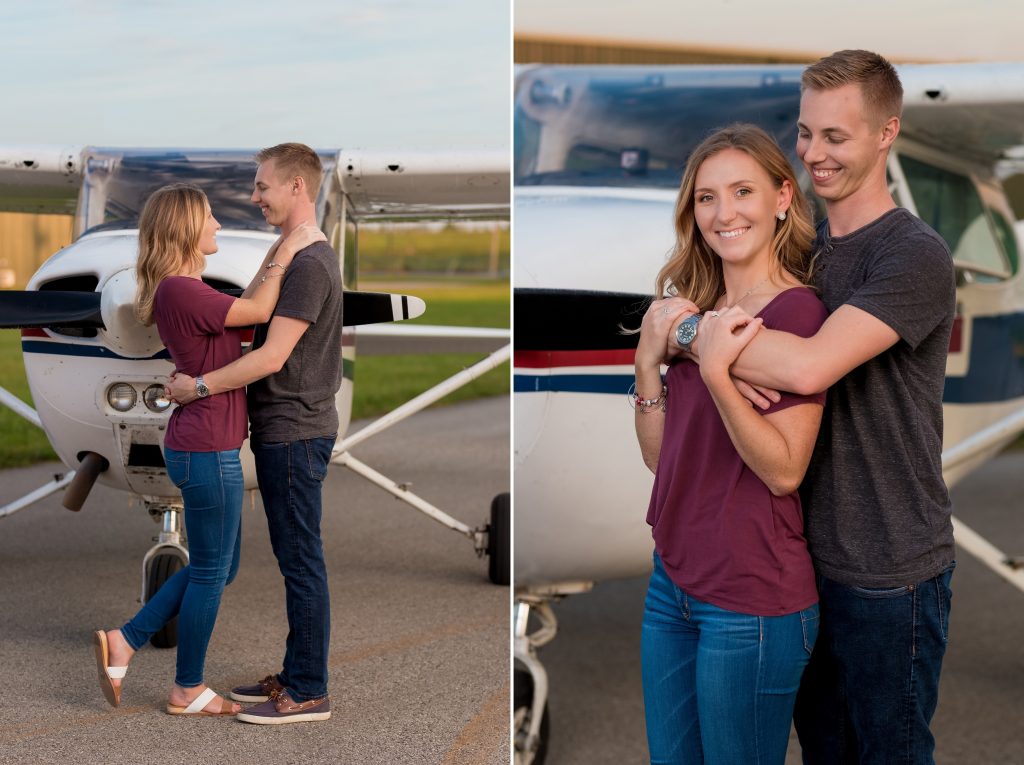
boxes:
[675,314,702,351]
[195,375,210,399]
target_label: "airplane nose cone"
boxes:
[99,269,164,358]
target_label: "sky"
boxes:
[0,0,510,150]
[515,0,1022,62]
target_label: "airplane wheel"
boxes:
[146,553,183,648]
[514,668,550,765]
[487,492,510,586]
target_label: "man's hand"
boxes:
[731,376,782,410]
[166,371,198,405]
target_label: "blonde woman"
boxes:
[634,125,826,764]
[92,183,324,716]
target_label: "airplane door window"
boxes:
[899,154,1012,282]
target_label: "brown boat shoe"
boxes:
[236,690,331,725]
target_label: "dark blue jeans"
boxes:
[252,435,334,702]
[793,565,955,764]
[121,448,243,687]
[642,552,818,764]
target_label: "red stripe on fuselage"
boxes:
[949,316,962,353]
[20,328,48,338]
[514,349,636,368]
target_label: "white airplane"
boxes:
[512,63,1024,764]
[0,146,511,649]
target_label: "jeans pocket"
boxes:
[254,441,288,450]
[800,604,820,655]
[936,564,955,642]
[304,437,335,481]
[850,584,911,599]
[164,451,190,488]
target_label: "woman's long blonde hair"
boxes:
[656,124,816,310]
[134,183,208,326]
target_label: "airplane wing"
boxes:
[898,63,1024,163]
[339,150,509,221]
[0,147,509,221]
[0,145,84,214]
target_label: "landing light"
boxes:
[144,385,171,412]
[107,383,137,411]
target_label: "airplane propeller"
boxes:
[0,286,426,331]
[0,290,103,328]
[514,288,649,350]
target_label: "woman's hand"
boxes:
[275,224,327,268]
[636,297,697,371]
[698,306,762,385]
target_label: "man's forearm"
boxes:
[204,347,282,395]
[728,329,814,393]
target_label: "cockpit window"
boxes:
[899,154,1013,281]
[77,149,337,237]
[514,66,804,189]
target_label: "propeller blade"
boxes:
[222,288,427,326]
[514,288,649,350]
[0,286,426,333]
[0,291,104,329]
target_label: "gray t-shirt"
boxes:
[801,208,956,588]
[247,241,343,442]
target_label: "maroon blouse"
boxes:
[646,287,828,616]
[154,276,247,452]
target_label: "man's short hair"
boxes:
[802,50,903,127]
[256,143,323,201]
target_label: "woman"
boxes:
[92,183,324,716]
[634,124,827,764]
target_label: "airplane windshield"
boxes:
[514,66,804,189]
[77,149,337,236]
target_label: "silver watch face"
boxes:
[196,378,210,398]
[675,315,699,348]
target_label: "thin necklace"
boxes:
[718,276,770,309]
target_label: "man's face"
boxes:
[796,84,887,204]
[251,159,295,227]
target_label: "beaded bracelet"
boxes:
[627,382,667,414]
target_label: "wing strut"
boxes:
[330,342,511,553]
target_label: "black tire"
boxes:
[514,668,550,765]
[145,552,184,648]
[487,492,510,586]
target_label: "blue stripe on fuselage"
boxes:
[21,341,171,361]
[943,313,1024,404]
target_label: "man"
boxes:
[678,51,955,763]
[168,142,342,725]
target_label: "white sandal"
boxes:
[166,686,238,717]
[92,630,127,707]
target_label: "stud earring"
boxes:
[776,210,787,221]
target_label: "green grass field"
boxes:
[0,330,59,467]
[0,278,508,469]
[358,226,509,276]
[352,278,509,419]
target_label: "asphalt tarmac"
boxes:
[0,397,510,765]
[533,450,1024,764]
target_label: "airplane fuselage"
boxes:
[21,229,355,501]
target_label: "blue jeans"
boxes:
[251,436,334,702]
[121,448,243,688]
[793,565,954,764]
[641,552,818,765]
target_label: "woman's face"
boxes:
[198,203,221,256]
[692,148,790,269]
